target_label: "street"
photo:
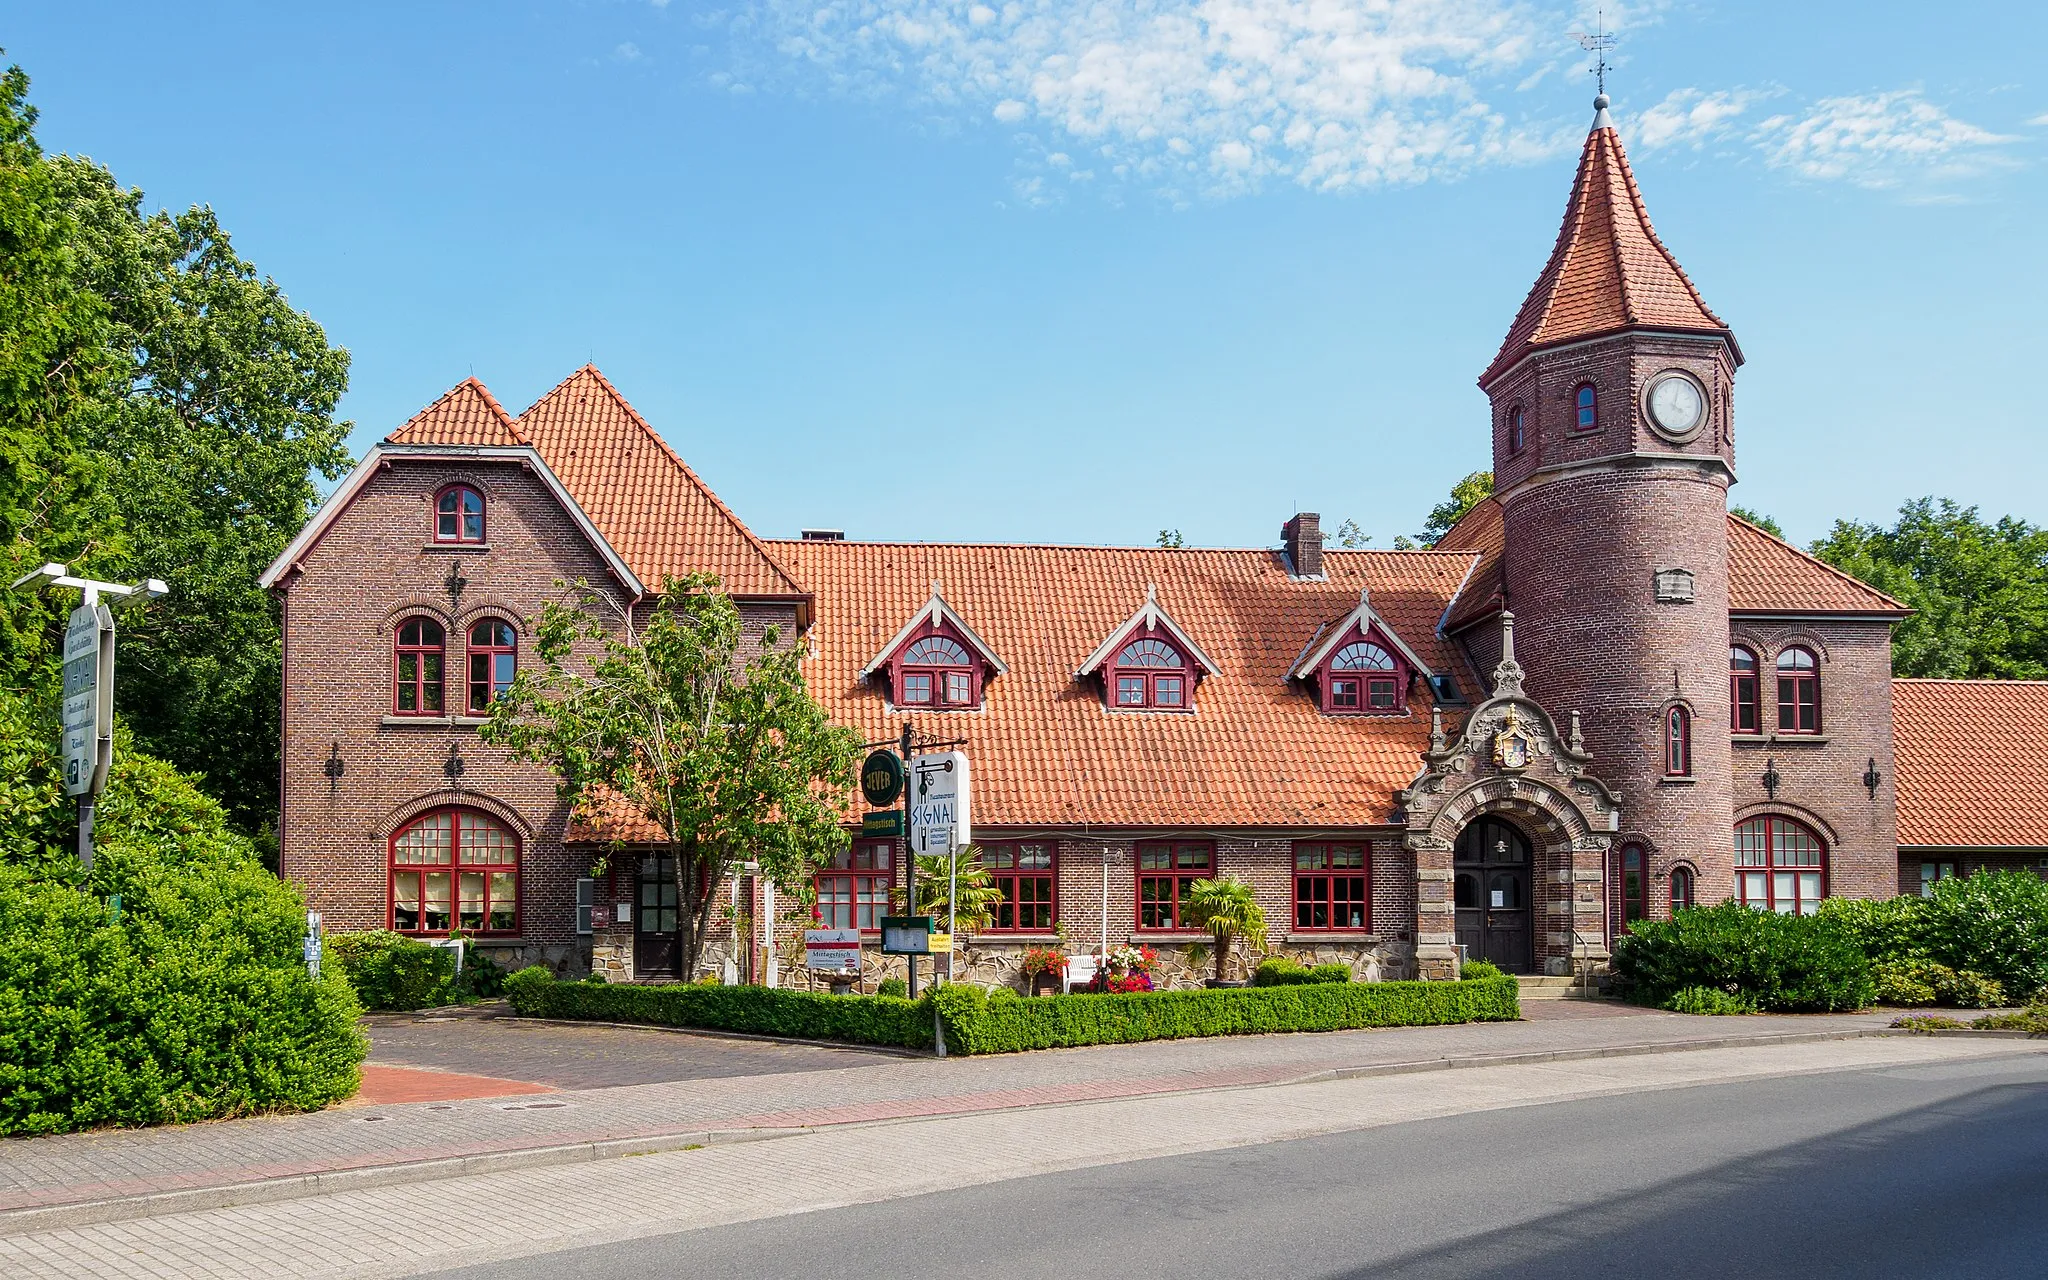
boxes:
[442,1046,2048,1280]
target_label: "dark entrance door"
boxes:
[1455,816,1534,974]
[634,854,680,979]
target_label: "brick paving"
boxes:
[2,1035,2040,1280]
[0,1007,1899,1226]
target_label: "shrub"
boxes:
[1460,960,1505,982]
[503,967,931,1047]
[457,948,508,999]
[1939,969,2007,1009]
[1817,895,1931,964]
[1872,960,1938,1007]
[1661,986,1756,1016]
[1892,1014,1970,1033]
[1611,901,1873,1013]
[930,976,1520,1054]
[0,728,365,1135]
[1251,957,1309,986]
[876,976,908,998]
[327,931,456,1011]
[1923,871,2048,1002]
[1309,963,1353,984]
[1970,1004,2048,1034]
[1875,959,2006,1010]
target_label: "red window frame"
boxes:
[1293,841,1369,931]
[981,842,1056,932]
[394,616,446,715]
[1735,815,1827,914]
[434,484,486,544]
[1574,383,1598,431]
[1670,864,1695,914]
[893,630,981,709]
[1617,844,1647,930]
[816,840,894,933]
[1108,633,1194,712]
[1321,635,1406,715]
[467,618,516,713]
[1508,405,1526,454]
[390,807,519,935]
[1731,646,1760,734]
[1665,705,1692,777]
[1776,647,1820,734]
[1135,840,1213,930]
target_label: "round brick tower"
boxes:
[1479,94,1741,913]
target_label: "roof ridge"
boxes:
[768,538,1472,557]
[1894,677,2048,686]
[386,376,527,446]
[1727,512,1909,613]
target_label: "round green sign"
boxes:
[860,749,904,807]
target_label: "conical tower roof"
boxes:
[1481,95,1732,386]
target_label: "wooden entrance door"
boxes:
[634,854,680,979]
[1454,816,1535,974]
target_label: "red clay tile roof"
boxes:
[1894,680,2048,849]
[1437,504,1905,633]
[770,540,1477,828]
[384,377,525,446]
[1482,119,1729,386]
[565,787,667,845]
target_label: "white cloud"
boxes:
[1758,90,2017,189]
[2027,111,2048,127]
[614,42,644,63]
[1634,86,1770,149]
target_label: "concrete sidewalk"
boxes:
[0,1006,1901,1235]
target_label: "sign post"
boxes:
[910,751,972,983]
[304,911,324,978]
[12,564,168,871]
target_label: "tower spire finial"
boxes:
[1571,10,1616,126]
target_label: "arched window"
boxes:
[1776,647,1820,733]
[1508,406,1526,454]
[1730,647,1760,735]
[467,619,516,712]
[1665,705,1692,777]
[394,617,446,715]
[1575,383,1598,431]
[391,808,518,934]
[898,633,977,708]
[1618,844,1646,928]
[1112,635,1190,710]
[1735,815,1826,914]
[435,485,485,543]
[1326,640,1404,713]
[1670,865,1696,914]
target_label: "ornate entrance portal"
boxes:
[1401,613,1623,979]
[1454,816,1534,973]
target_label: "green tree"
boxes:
[1155,529,1185,548]
[1414,470,1493,547]
[1730,506,1785,539]
[1331,518,1371,549]
[1812,498,2048,679]
[47,154,352,836]
[1182,876,1268,984]
[481,574,863,978]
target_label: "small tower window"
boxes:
[435,485,485,543]
[1508,406,1526,454]
[1665,705,1693,777]
[1575,384,1598,431]
[1776,647,1820,734]
[1618,844,1647,928]
[1670,865,1695,914]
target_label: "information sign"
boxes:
[860,750,904,807]
[880,916,934,956]
[804,928,862,974]
[908,752,971,856]
[61,603,114,798]
[861,810,904,837]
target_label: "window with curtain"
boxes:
[1735,815,1826,914]
[391,808,518,934]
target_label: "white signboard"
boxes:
[805,928,862,975]
[908,752,971,856]
[61,603,114,798]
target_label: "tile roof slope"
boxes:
[771,540,1476,828]
[1893,680,2048,849]
[1434,504,1905,633]
[514,366,805,599]
[565,786,668,845]
[383,377,527,447]
[1481,109,1728,386]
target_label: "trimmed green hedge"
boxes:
[329,931,456,1011]
[1612,901,1874,1012]
[1250,956,1352,986]
[505,967,1520,1055]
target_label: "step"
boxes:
[1515,975,1615,1001]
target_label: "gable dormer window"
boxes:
[1111,634,1191,710]
[899,634,978,708]
[1288,588,1431,717]
[1327,640,1402,713]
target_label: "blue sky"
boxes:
[11,2,2046,549]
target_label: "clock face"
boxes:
[1646,373,1706,440]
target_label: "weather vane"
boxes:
[1570,10,1616,97]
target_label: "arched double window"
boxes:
[1735,815,1826,915]
[391,808,519,934]
[1730,647,1760,734]
[1326,640,1403,713]
[394,617,446,715]
[1574,383,1598,431]
[435,484,485,543]
[1664,705,1692,777]
[1111,635,1191,710]
[467,619,517,712]
[898,633,977,708]
[1776,647,1820,734]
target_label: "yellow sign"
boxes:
[928,933,953,953]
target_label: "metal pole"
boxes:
[901,721,917,998]
[77,797,95,874]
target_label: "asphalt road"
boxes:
[439,1049,2048,1279]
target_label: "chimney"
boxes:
[799,529,846,541]
[1282,513,1323,579]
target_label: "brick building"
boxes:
[263,95,2016,987]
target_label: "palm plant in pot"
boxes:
[1183,876,1268,986]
